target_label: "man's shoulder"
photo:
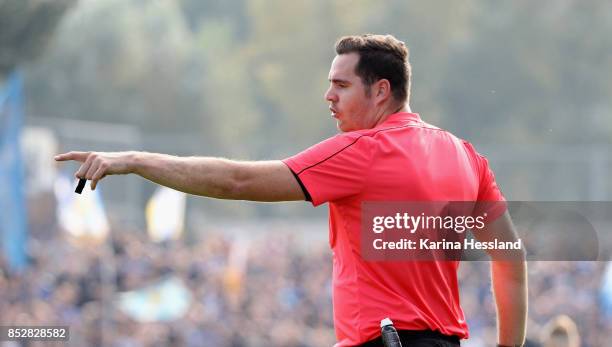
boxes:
[319,130,376,149]
[306,132,372,160]
[325,121,483,157]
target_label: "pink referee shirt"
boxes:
[283,112,505,346]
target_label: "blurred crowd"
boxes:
[1,221,609,347]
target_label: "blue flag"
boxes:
[0,72,28,272]
[602,263,612,318]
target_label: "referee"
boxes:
[55,34,527,347]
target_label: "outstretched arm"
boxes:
[474,211,528,347]
[54,151,305,202]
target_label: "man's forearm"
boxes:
[491,260,527,346]
[131,152,242,199]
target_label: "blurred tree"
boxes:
[190,19,263,158]
[243,0,339,155]
[437,0,612,144]
[0,0,77,79]
[355,0,477,126]
[25,0,207,135]
[21,0,612,149]
[15,0,612,215]
[178,0,249,41]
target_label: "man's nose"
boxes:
[325,87,337,102]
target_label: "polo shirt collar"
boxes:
[379,112,422,127]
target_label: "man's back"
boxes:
[283,112,504,346]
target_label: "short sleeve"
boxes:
[476,154,505,202]
[282,133,373,206]
[462,141,507,221]
[475,153,507,221]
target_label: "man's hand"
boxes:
[54,151,135,190]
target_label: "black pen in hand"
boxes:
[75,178,86,194]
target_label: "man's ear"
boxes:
[375,79,392,103]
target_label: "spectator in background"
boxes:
[1,220,608,346]
[540,315,581,347]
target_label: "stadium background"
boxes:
[1,0,611,346]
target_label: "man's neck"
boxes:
[372,103,411,127]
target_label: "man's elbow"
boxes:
[201,163,246,199]
[211,173,245,200]
[219,164,255,200]
[226,177,252,200]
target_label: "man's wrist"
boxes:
[126,151,141,175]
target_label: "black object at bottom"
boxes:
[381,324,402,347]
[75,178,86,194]
[360,330,460,347]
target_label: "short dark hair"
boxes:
[335,34,411,104]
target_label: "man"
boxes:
[55,34,527,347]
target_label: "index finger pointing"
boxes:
[54,151,90,162]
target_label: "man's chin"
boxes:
[337,121,358,133]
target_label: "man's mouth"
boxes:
[330,106,339,118]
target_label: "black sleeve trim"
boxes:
[290,169,312,202]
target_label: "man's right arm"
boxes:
[55,151,305,202]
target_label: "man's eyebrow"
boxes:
[329,78,351,84]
